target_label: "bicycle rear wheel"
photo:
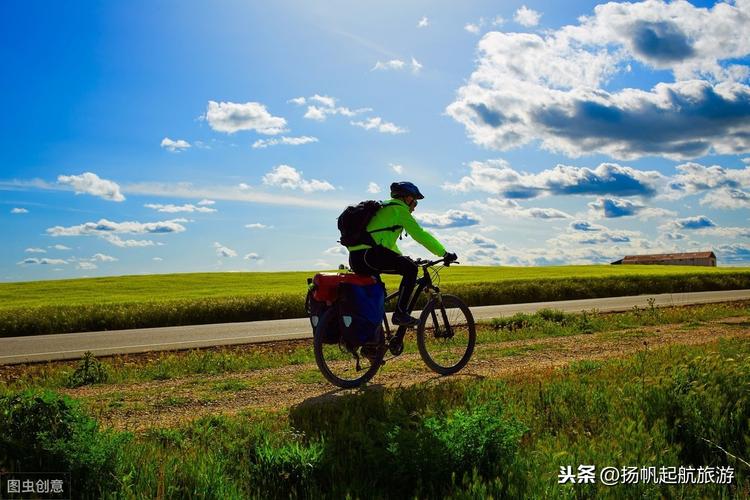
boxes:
[416,294,475,375]
[313,308,383,388]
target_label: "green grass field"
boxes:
[1,265,749,337]
[0,303,750,499]
[1,265,748,309]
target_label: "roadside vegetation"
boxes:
[2,300,748,390]
[1,334,748,497]
[2,265,750,336]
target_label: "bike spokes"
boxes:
[417,295,476,375]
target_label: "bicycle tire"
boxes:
[416,294,476,375]
[313,308,383,388]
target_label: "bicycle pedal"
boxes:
[389,340,404,356]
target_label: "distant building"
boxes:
[611,251,716,267]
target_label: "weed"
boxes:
[66,351,109,388]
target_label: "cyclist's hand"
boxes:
[444,252,458,263]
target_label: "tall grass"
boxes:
[3,272,750,337]
[2,338,748,497]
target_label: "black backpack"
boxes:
[337,201,399,247]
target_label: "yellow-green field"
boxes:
[1,265,748,309]
[1,265,749,337]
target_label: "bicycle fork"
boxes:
[429,292,455,339]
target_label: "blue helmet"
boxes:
[390,181,424,200]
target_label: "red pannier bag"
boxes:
[312,273,377,304]
[307,273,378,344]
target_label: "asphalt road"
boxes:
[2,289,749,365]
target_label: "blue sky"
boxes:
[2,0,750,281]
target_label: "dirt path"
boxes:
[61,317,750,431]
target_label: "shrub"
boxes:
[66,351,109,387]
[0,389,129,494]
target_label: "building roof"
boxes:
[621,251,715,262]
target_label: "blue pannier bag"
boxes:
[337,281,385,346]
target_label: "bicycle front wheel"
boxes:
[416,294,476,375]
[313,308,383,389]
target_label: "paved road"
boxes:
[2,289,749,365]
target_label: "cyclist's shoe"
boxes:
[392,311,419,326]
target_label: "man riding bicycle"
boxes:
[347,181,457,326]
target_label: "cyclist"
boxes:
[348,181,457,326]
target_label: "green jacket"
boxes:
[347,198,446,256]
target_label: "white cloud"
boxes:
[50,245,71,250]
[372,57,422,74]
[47,218,187,237]
[262,165,335,193]
[293,94,370,122]
[716,243,750,264]
[121,180,342,209]
[101,235,156,247]
[245,223,270,229]
[153,257,163,261]
[445,159,664,199]
[372,59,406,71]
[569,221,607,232]
[700,188,750,210]
[204,100,287,135]
[252,135,318,149]
[416,209,482,228]
[160,137,191,152]
[693,226,750,239]
[464,23,481,34]
[514,5,541,27]
[91,253,117,262]
[58,172,125,202]
[434,231,508,265]
[665,162,750,209]
[25,248,46,253]
[17,257,68,266]
[11,207,28,214]
[662,215,717,231]
[587,197,676,219]
[214,242,237,258]
[550,225,641,245]
[417,16,429,28]
[324,246,348,256]
[410,57,423,74]
[76,261,97,270]
[447,0,750,160]
[351,117,407,134]
[491,16,505,27]
[243,252,261,261]
[144,203,217,213]
[390,163,404,174]
[367,182,381,194]
[465,198,573,219]
[197,199,215,206]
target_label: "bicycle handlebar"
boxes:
[413,256,459,267]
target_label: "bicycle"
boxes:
[312,256,476,388]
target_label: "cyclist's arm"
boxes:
[399,209,446,257]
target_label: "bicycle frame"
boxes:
[381,258,450,341]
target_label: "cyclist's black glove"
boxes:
[444,252,457,263]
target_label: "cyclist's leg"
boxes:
[349,249,378,277]
[362,247,418,323]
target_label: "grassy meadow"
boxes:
[1,301,749,498]
[1,265,750,337]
